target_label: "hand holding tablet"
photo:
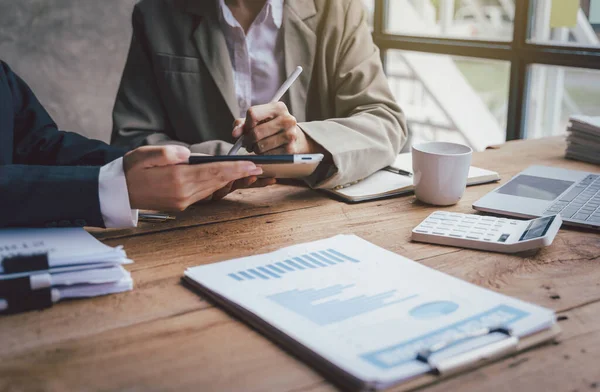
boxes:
[188,154,324,179]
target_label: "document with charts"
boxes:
[184,235,557,391]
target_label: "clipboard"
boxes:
[182,235,559,392]
[386,324,561,392]
[184,276,560,392]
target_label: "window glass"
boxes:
[362,0,375,30]
[525,64,600,138]
[529,0,600,48]
[386,50,510,151]
[385,0,514,41]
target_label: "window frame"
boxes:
[372,0,600,140]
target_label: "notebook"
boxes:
[325,153,500,203]
[183,235,558,392]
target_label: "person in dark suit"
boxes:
[0,61,273,228]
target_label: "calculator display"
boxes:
[519,216,555,241]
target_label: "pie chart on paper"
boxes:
[409,301,459,319]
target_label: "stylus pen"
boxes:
[228,66,303,156]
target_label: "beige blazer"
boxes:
[112,0,407,188]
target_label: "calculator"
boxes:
[411,211,563,253]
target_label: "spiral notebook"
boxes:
[325,153,500,203]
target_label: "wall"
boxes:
[0,0,138,142]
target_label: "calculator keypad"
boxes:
[414,212,516,242]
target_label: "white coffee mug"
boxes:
[412,142,473,206]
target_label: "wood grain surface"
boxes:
[1,137,599,392]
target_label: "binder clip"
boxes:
[1,253,49,274]
[416,325,518,375]
[0,288,56,315]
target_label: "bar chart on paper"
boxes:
[267,284,418,326]
[184,235,559,389]
[227,248,360,282]
[219,243,422,325]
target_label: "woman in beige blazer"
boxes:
[112,0,407,189]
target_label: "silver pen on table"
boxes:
[228,66,303,156]
[138,212,176,222]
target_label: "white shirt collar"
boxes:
[218,0,284,29]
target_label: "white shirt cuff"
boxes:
[98,157,139,228]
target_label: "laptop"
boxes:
[473,165,600,229]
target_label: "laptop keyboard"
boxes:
[543,174,600,224]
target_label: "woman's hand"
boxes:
[231,102,326,155]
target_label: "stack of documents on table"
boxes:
[0,228,133,314]
[566,115,600,165]
[184,235,559,391]
[325,153,500,203]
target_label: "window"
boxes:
[529,0,600,48]
[368,0,600,151]
[386,0,515,42]
[386,50,510,150]
[526,64,600,138]
[362,0,375,30]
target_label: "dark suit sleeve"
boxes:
[0,61,128,228]
[0,165,104,228]
[7,64,127,166]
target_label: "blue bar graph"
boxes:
[285,259,305,270]
[319,250,344,263]
[228,248,362,281]
[258,267,280,279]
[310,252,336,265]
[294,257,317,269]
[267,284,418,325]
[327,249,360,263]
[239,271,256,280]
[303,255,327,267]
[276,262,295,272]
[248,269,269,280]
[228,273,243,281]
[268,264,286,274]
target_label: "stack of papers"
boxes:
[0,228,133,314]
[184,235,557,391]
[566,115,600,165]
[325,153,500,203]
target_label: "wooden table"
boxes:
[1,137,599,392]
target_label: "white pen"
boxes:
[228,66,303,156]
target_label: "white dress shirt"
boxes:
[218,0,285,118]
[98,158,138,228]
[97,0,286,229]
